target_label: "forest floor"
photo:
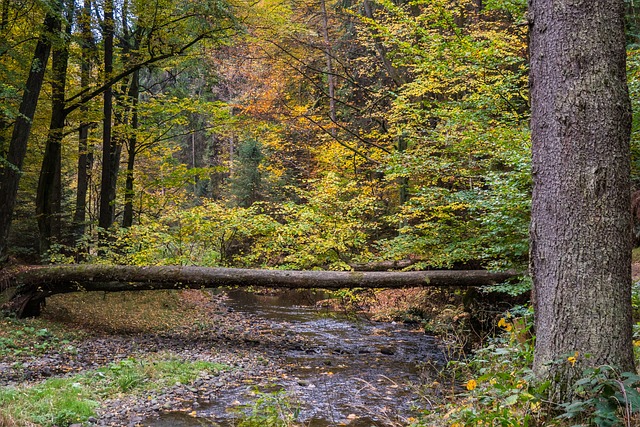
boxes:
[1,290,291,425]
[0,287,454,426]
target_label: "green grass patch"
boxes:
[0,317,83,358]
[233,389,300,427]
[0,354,228,427]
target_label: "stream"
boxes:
[144,289,445,426]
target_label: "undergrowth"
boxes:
[0,317,83,358]
[0,355,228,426]
[417,306,640,427]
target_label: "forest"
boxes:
[1,0,640,425]
[0,0,534,269]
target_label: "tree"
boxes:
[228,138,264,207]
[98,0,116,237]
[72,0,97,243]
[529,0,635,401]
[0,1,61,261]
[36,0,75,254]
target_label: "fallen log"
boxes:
[349,259,417,271]
[2,264,521,318]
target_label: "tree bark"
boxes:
[2,265,520,318]
[0,7,59,262]
[529,0,635,401]
[36,0,74,255]
[98,0,115,237]
[122,70,139,228]
[73,0,96,244]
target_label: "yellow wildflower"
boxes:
[634,340,640,347]
[489,378,497,385]
[497,317,513,332]
[567,351,579,366]
[466,379,478,391]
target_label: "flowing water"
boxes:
[144,289,445,426]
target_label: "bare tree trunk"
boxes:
[0,6,59,262]
[0,0,9,155]
[36,0,75,255]
[98,0,115,237]
[73,0,95,244]
[122,70,140,228]
[529,0,635,401]
[2,264,520,318]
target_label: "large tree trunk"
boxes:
[0,7,59,262]
[122,70,139,228]
[0,0,9,156]
[529,0,635,401]
[2,265,519,318]
[98,0,116,237]
[73,0,96,244]
[36,0,74,255]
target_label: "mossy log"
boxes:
[2,264,521,318]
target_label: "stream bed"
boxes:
[143,289,445,427]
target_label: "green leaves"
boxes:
[347,0,531,270]
[557,366,640,427]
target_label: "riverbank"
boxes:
[0,288,445,426]
[1,290,290,426]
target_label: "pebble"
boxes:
[1,291,433,426]
[380,347,395,355]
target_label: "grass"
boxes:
[233,389,300,427]
[0,317,83,358]
[0,354,228,427]
[0,289,232,427]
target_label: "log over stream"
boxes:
[1,264,521,318]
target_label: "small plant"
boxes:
[107,359,147,392]
[0,377,99,427]
[485,276,532,297]
[0,317,82,358]
[234,389,300,427]
[556,365,640,427]
[416,309,542,427]
[0,354,228,426]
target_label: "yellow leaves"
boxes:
[466,379,477,391]
[633,340,640,347]
[567,351,579,367]
[497,317,513,332]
